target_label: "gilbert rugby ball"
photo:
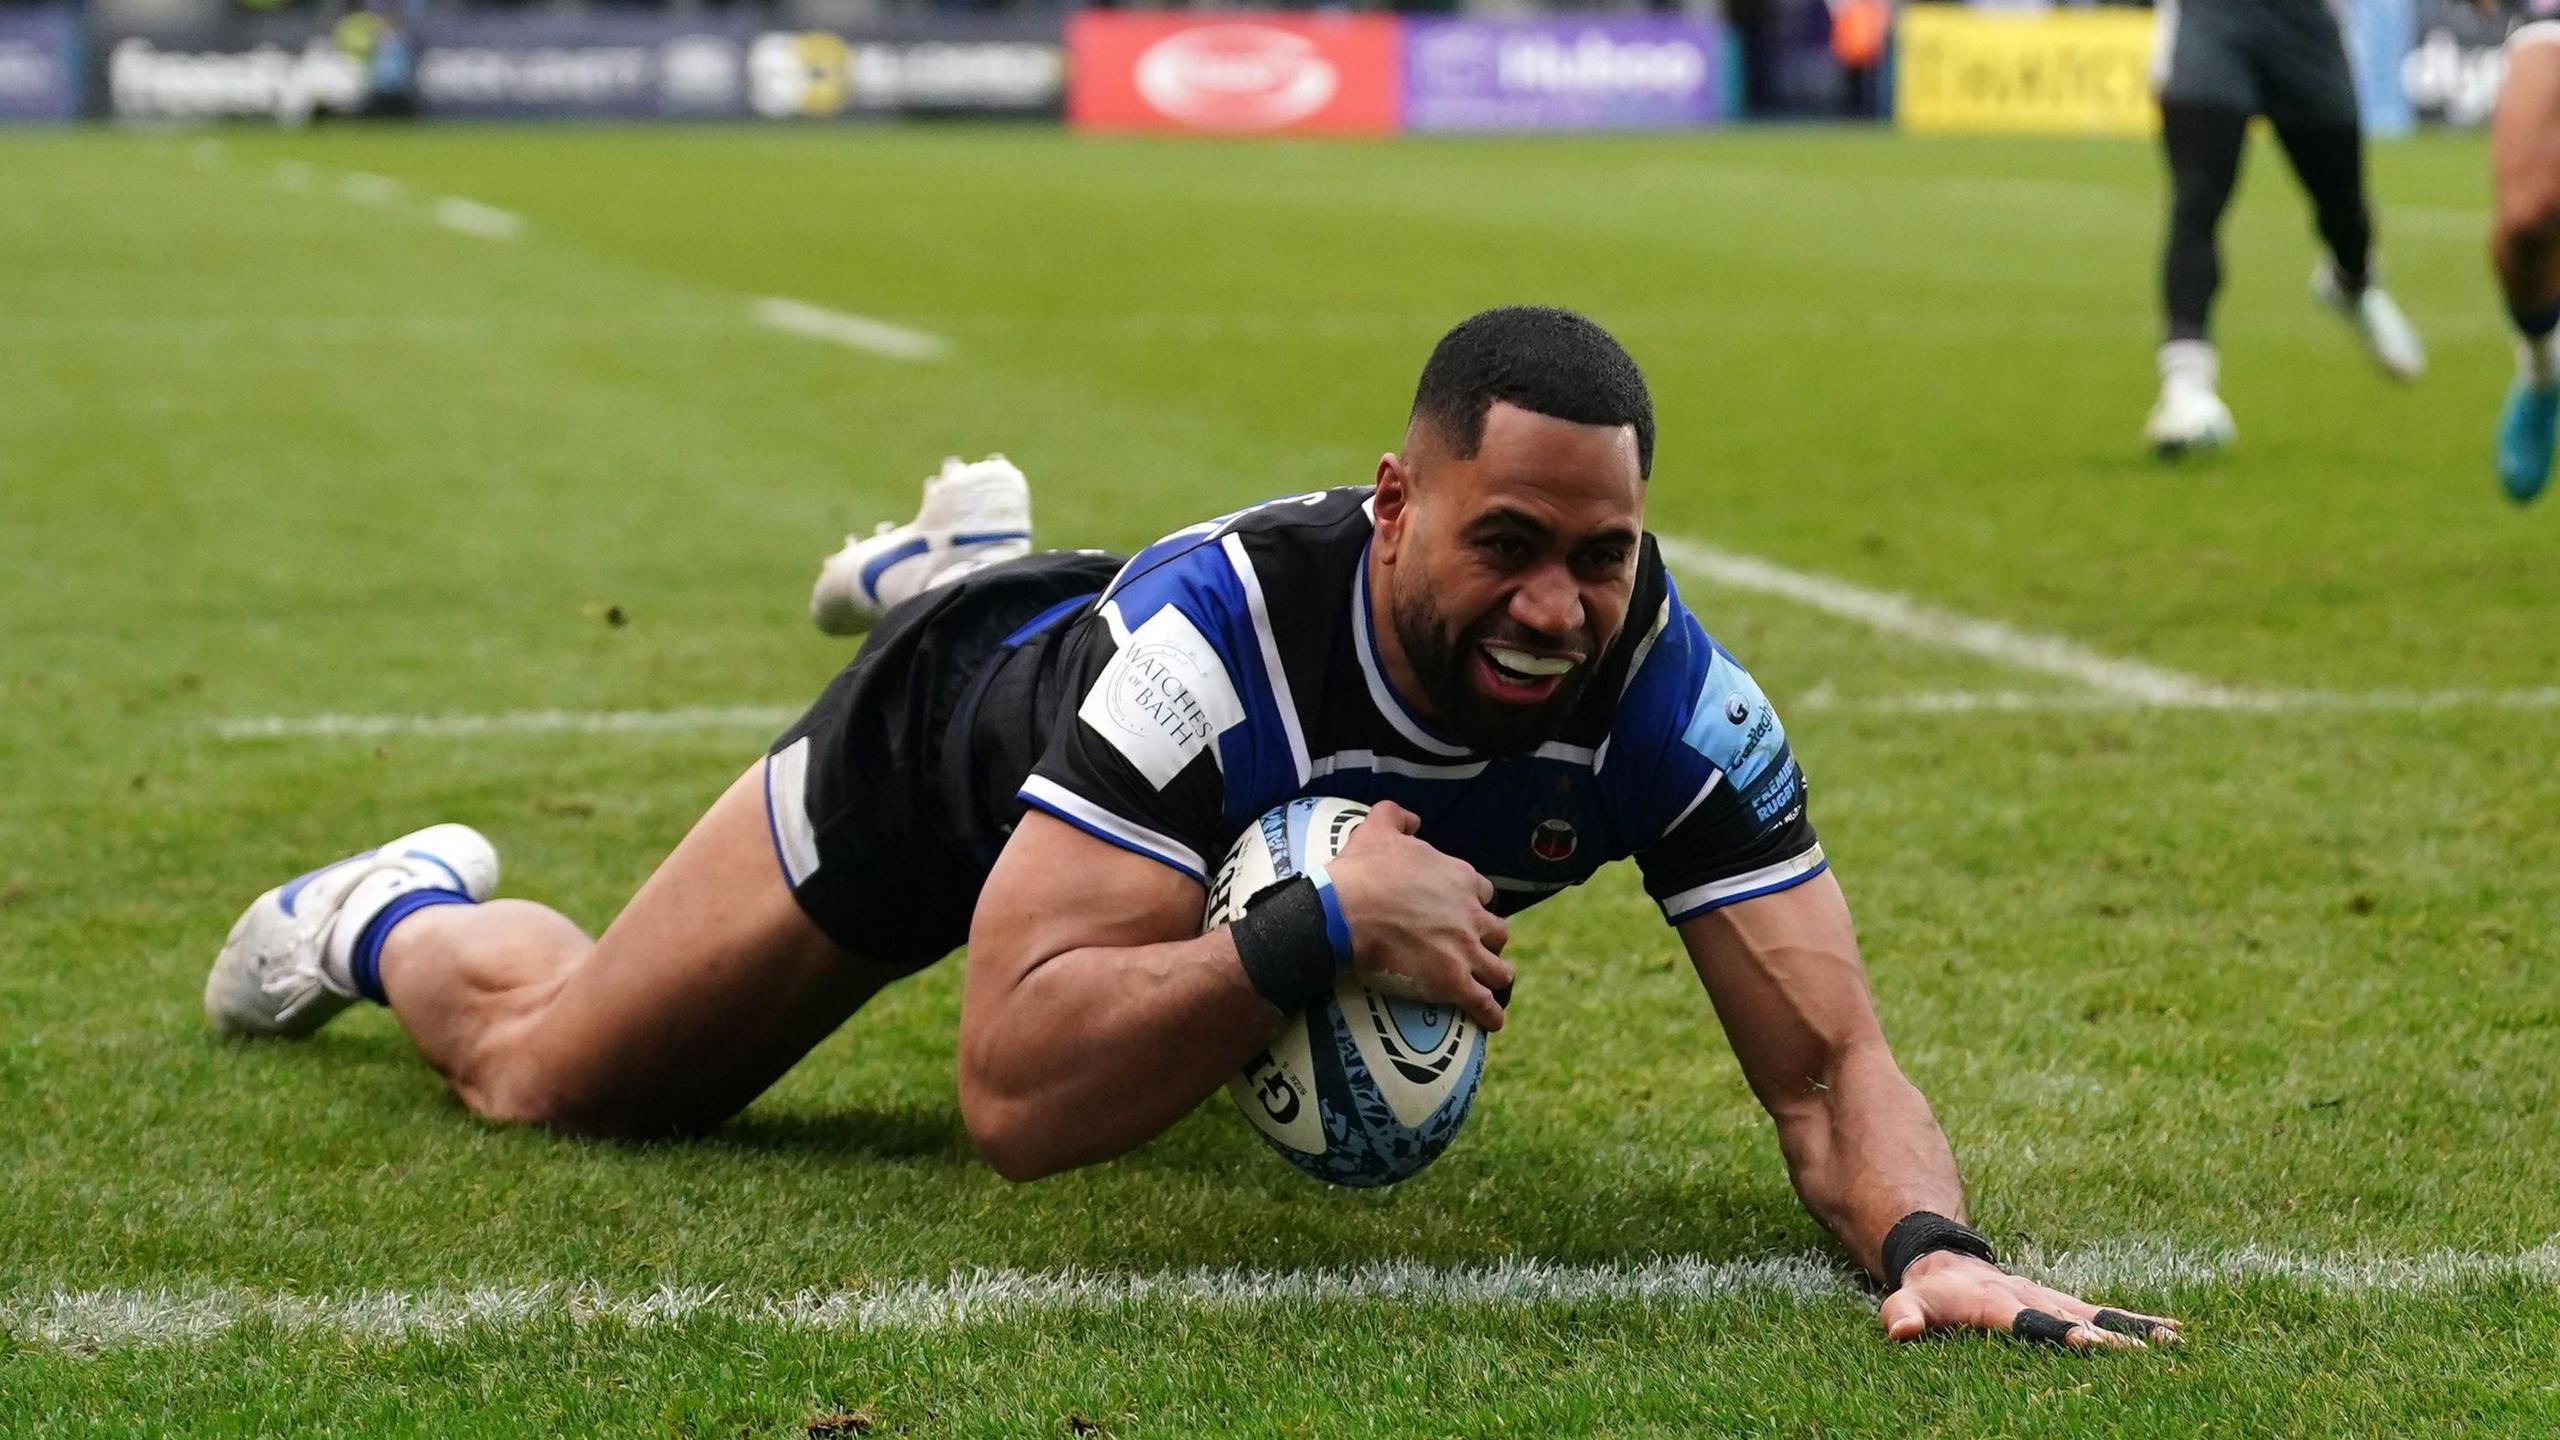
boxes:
[1208,796,1486,1188]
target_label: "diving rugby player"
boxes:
[205,308,2177,1348]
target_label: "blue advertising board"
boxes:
[1403,18,1725,132]
[0,5,79,121]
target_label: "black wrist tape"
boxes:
[1232,876,1340,1015]
[1881,1210,1999,1293]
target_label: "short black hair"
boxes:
[1409,306,1654,479]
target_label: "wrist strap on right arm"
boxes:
[1231,874,1353,1015]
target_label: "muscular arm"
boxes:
[960,800,1510,1184]
[959,811,1279,1182]
[1684,872,2180,1346]
[1678,870,1960,1277]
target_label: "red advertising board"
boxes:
[1069,12,1402,135]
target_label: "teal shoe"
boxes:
[2497,379,2558,504]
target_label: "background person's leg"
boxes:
[2490,31,2560,501]
[378,760,903,1136]
[2268,119,2373,295]
[2492,36,2560,345]
[2147,100,2250,455]
[2158,101,2251,345]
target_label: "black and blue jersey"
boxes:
[993,488,1824,926]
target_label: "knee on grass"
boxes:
[457,1054,722,1140]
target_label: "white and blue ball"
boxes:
[1209,797,1487,1188]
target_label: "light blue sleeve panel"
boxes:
[1609,581,1825,923]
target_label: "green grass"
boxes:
[3,123,2557,1436]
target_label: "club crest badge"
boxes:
[1529,817,1578,864]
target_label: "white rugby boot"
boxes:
[2313,259,2425,383]
[2144,340,2237,459]
[809,455,1033,636]
[204,824,499,1038]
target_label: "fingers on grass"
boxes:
[2012,1307,2142,1350]
[1877,1290,1930,1342]
[2093,1308,2183,1344]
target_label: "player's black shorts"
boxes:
[764,551,1124,972]
[2155,0,2359,128]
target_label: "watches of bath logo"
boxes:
[1106,642,1214,750]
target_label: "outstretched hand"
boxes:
[1878,1252,2182,1350]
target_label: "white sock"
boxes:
[2519,333,2560,388]
[2158,339,2219,393]
[317,864,452,998]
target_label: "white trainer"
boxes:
[2145,340,2237,459]
[204,824,499,1038]
[2313,260,2425,382]
[810,455,1034,636]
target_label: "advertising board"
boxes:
[93,7,1059,122]
[0,5,77,122]
[744,18,1063,120]
[1403,18,1723,132]
[1068,12,1401,135]
[101,15,362,123]
[1894,6,2156,137]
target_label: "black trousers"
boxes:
[2159,100,2373,344]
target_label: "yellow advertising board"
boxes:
[1895,6,2159,137]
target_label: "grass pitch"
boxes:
[3,123,2557,1436]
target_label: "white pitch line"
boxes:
[750,296,951,362]
[336,171,406,208]
[210,705,801,741]
[1806,686,2560,716]
[1655,535,2227,706]
[431,196,526,243]
[14,1245,2560,1353]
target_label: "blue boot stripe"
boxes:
[276,848,376,917]
[857,537,931,604]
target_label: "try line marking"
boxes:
[750,296,952,362]
[14,1244,2560,1352]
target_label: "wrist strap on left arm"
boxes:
[1880,1210,1998,1292]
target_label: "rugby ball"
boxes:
[1209,796,1487,1188]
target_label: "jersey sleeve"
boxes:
[1017,525,1307,886]
[1615,598,1825,924]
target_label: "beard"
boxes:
[1391,585,1598,758]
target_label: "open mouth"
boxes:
[1474,643,1579,705]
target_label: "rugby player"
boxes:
[2145,0,2425,457]
[2491,3,2560,502]
[205,307,2178,1348]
